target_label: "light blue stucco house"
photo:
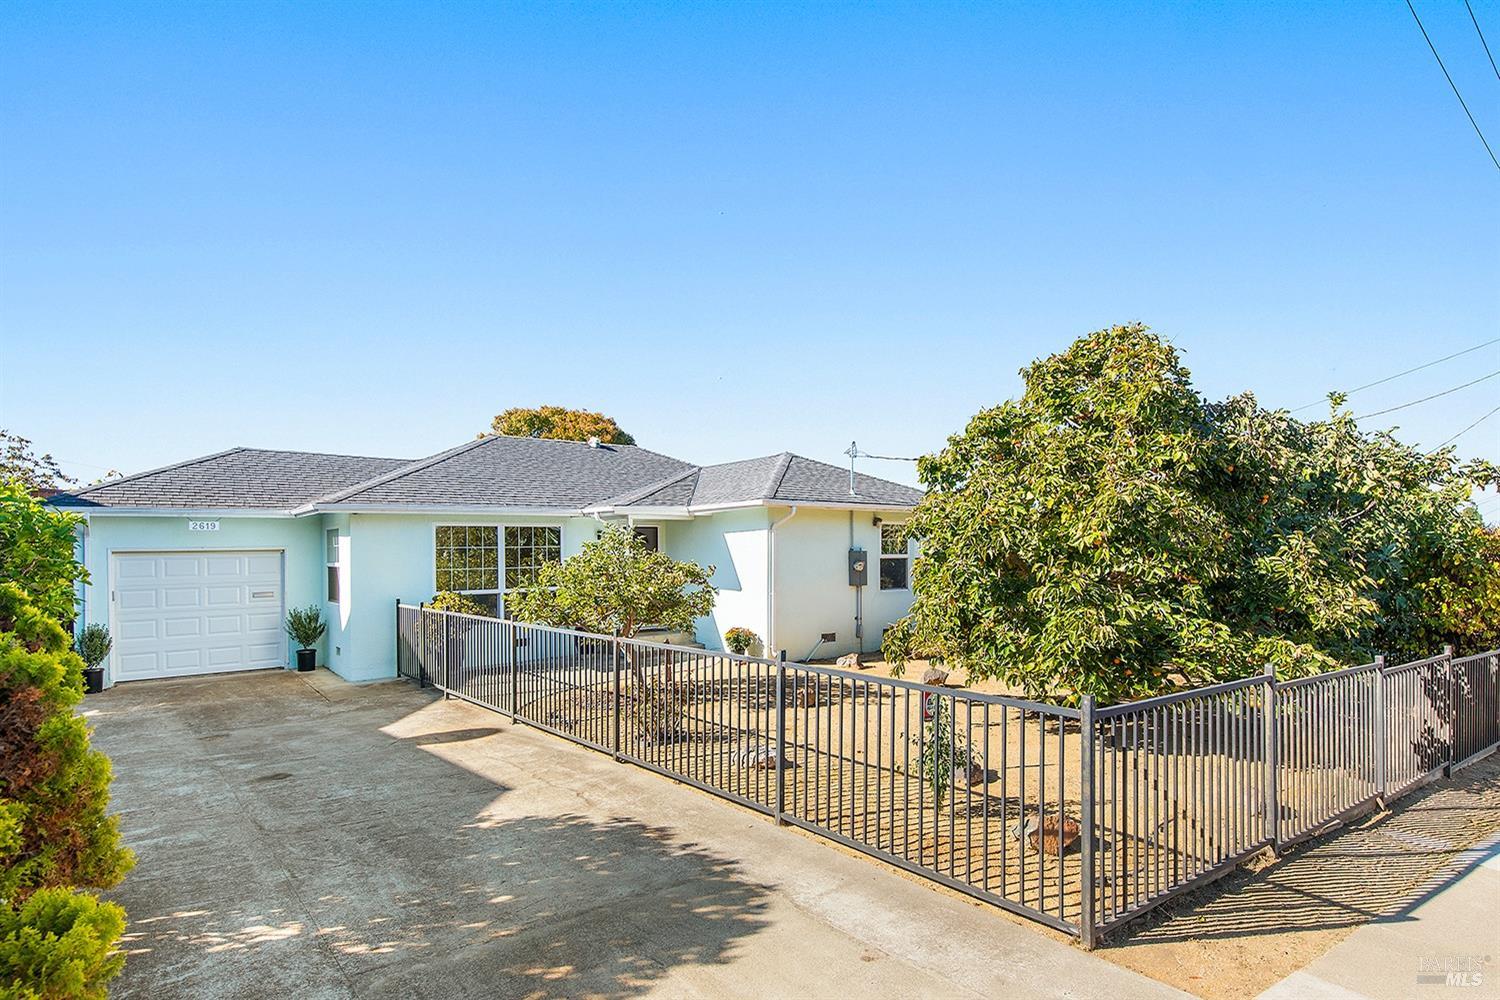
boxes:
[50,435,922,687]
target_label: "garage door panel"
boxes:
[206,615,242,635]
[163,557,202,578]
[205,555,245,575]
[119,621,157,641]
[246,642,281,663]
[117,559,158,580]
[111,551,286,682]
[207,587,246,607]
[163,618,202,638]
[118,590,158,611]
[246,554,280,575]
[163,588,203,608]
[165,649,202,670]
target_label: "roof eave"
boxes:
[296,502,590,517]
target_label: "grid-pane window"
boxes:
[879,523,909,590]
[326,529,340,602]
[505,526,561,590]
[434,525,500,599]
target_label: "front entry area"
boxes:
[110,549,285,682]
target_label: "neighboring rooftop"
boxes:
[50,448,410,510]
[49,437,922,513]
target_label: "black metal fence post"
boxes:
[1443,644,1456,776]
[612,628,622,760]
[1263,663,1279,849]
[775,650,787,826]
[418,602,429,688]
[1374,654,1388,801]
[1079,694,1097,949]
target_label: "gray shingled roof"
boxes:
[318,435,696,509]
[50,448,410,510]
[50,438,921,513]
[596,452,922,509]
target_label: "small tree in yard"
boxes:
[507,524,715,641]
[508,525,716,743]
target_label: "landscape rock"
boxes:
[1012,814,1082,854]
[835,653,861,669]
[736,746,795,770]
[952,761,986,787]
[921,666,949,686]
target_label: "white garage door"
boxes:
[112,550,286,681]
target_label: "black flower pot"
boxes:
[296,648,317,672]
[83,666,104,694]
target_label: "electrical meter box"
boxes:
[848,548,868,586]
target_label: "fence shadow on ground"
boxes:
[1101,754,1500,950]
[339,812,774,1000]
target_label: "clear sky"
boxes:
[2,1,1496,503]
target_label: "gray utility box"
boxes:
[848,548,868,587]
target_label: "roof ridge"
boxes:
[240,447,410,462]
[59,447,248,499]
[483,432,695,467]
[599,466,702,507]
[766,452,795,499]
[312,437,495,504]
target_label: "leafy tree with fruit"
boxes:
[883,324,1498,703]
[485,406,635,445]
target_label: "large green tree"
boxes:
[485,406,636,445]
[884,324,1498,703]
[0,481,86,624]
[0,431,74,494]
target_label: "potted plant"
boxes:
[74,623,112,694]
[724,627,759,655]
[284,605,326,672]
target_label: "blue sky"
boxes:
[1,1,1496,501]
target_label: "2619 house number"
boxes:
[187,520,220,532]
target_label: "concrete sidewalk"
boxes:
[90,669,1186,999]
[1257,833,1500,1000]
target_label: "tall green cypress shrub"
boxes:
[0,479,133,997]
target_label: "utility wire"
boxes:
[1431,403,1500,449]
[1439,403,1500,447]
[858,451,920,462]
[1291,337,1500,412]
[1406,0,1500,171]
[1467,0,1500,81]
[1353,368,1500,419]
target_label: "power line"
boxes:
[1432,403,1500,449]
[1291,337,1500,412]
[1353,369,1500,419]
[1467,0,1500,81]
[1405,0,1500,171]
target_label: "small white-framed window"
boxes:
[325,529,341,602]
[633,525,660,552]
[879,523,909,591]
[435,525,501,614]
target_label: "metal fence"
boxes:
[393,602,1499,947]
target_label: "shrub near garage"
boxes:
[0,479,133,998]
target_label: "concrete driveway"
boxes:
[87,669,1184,999]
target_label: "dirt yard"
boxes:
[1092,754,1500,998]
